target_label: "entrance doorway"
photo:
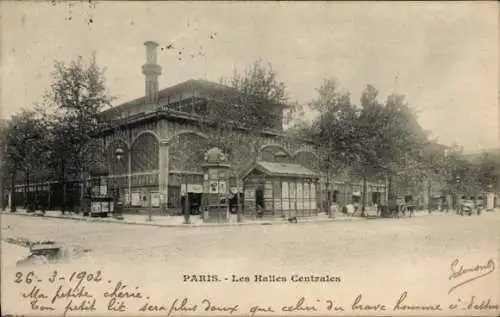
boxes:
[255,186,264,209]
[180,193,202,215]
[229,193,244,214]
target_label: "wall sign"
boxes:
[230,186,244,194]
[181,184,204,194]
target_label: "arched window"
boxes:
[131,133,159,173]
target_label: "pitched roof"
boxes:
[243,161,319,179]
[101,78,288,118]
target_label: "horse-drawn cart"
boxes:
[459,199,481,216]
[378,198,412,218]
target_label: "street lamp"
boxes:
[454,175,461,212]
[115,148,124,161]
[113,148,124,219]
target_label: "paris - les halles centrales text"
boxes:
[182,274,341,283]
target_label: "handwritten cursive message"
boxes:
[448,258,495,294]
[6,269,499,316]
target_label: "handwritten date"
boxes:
[15,270,103,287]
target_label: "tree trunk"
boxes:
[388,175,394,201]
[60,162,66,214]
[325,169,330,215]
[0,166,4,211]
[10,172,16,212]
[236,175,242,222]
[62,181,67,215]
[26,168,33,212]
[183,179,191,224]
[427,177,432,214]
[80,166,86,214]
[362,176,367,216]
[184,191,190,224]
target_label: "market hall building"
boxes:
[8,41,386,217]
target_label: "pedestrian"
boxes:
[329,202,339,218]
[256,204,264,218]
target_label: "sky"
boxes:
[1,1,498,152]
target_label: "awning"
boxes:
[352,191,361,196]
[244,161,319,179]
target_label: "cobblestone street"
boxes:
[2,211,499,316]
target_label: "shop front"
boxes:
[241,161,320,218]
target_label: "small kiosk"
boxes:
[201,147,231,223]
[486,191,496,211]
[86,167,114,217]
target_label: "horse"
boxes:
[378,201,410,218]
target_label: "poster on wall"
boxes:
[188,184,203,193]
[209,182,218,193]
[122,189,130,205]
[91,202,102,213]
[181,184,203,194]
[151,192,160,207]
[218,181,227,194]
[230,186,244,194]
[99,184,107,196]
[209,181,227,194]
[131,192,141,206]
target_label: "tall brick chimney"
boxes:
[142,41,162,105]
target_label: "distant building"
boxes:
[464,148,500,207]
[0,118,6,209]
[392,141,449,208]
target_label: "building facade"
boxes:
[94,41,387,216]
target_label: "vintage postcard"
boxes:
[1,1,499,316]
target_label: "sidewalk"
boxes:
[1,207,458,228]
[1,208,368,228]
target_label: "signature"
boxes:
[448,258,495,294]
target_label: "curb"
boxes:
[2,209,455,228]
[0,211,368,228]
